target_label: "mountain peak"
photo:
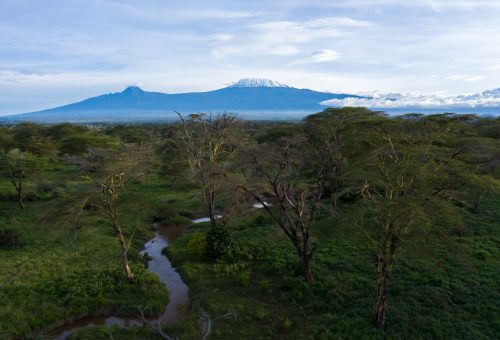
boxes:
[122,86,145,94]
[228,78,289,88]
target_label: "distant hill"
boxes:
[0,78,365,123]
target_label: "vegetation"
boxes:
[0,110,498,339]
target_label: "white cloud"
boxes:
[322,88,500,108]
[292,49,341,64]
[309,49,341,62]
[172,9,254,19]
[306,17,373,28]
[209,33,234,42]
[448,74,485,82]
[210,17,371,58]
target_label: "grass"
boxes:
[1,161,498,339]
[160,194,500,339]
[0,167,203,339]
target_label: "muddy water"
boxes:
[51,224,189,339]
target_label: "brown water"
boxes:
[51,224,189,339]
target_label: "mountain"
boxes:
[1,78,364,123]
[228,78,289,88]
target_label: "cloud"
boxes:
[321,88,500,108]
[307,49,341,63]
[291,49,341,64]
[173,9,254,20]
[2,0,500,114]
[448,74,485,82]
[210,17,371,59]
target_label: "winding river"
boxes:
[51,224,190,339]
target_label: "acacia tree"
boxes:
[78,143,155,282]
[83,172,135,282]
[176,112,238,228]
[238,137,338,284]
[358,113,473,329]
[303,107,382,211]
[0,149,44,209]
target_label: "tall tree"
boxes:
[238,137,337,284]
[357,113,473,329]
[176,112,238,228]
[83,172,136,282]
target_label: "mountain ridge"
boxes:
[1,79,364,122]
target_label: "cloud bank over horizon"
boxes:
[322,88,500,109]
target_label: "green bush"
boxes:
[235,270,251,287]
[153,202,190,226]
[0,228,24,249]
[206,223,237,261]
[186,232,207,258]
[252,214,273,227]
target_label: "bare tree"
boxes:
[198,307,237,340]
[176,112,238,228]
[238,139,336,284]
[137,307,176,340]
[83,173,136,282]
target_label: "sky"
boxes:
[1,0,500,114]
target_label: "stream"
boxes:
[51,224,190,339]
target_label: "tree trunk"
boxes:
[10,173,24,209]
[205,189,217,229]
[302,256,313,284]
[115,223,135,282]
[473,190,484,213]
[374,236,399,329]
[373,255,389,330]
[17,185,24,209]
[293,239,313,285]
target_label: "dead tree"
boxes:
[238,140,334,284]
[83,173,135,282]
[176,112,238,228]
[137,307,176,340]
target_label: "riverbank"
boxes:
[50,223,189,339]
[0,173,198,339]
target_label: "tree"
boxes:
[0,149,44,209]
[176,112,238,228]
[238,137,335,284]
[303,107,382,211]
[357,113,472,329]
[13,123,57,158]
[83,172,136,282]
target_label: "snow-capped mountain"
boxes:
[228,78,289,88]
[1,79,363,122]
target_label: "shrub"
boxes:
[258,279,272,292]
[450,226,473,237]
[153,203,190,225]
[253,214,273,227]
[36,181,65,198]
[206,223,237,261]
[235,270,251,287]
[186,232,207,258]
[152,202,177,222]
[0,229,24,249]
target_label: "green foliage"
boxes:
[0,116,498,339]
[186,232,207,258]
[153,202,191,225]
[0,228,24,249]
[206,223,237,261]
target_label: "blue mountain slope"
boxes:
[1,79,365,122]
